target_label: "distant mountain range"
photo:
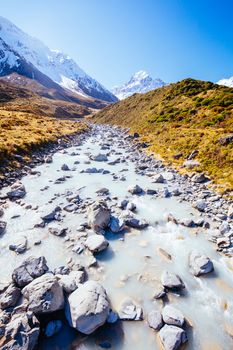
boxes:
[111,70,166,100]
[217,76,233,88]
[0,16,117,103]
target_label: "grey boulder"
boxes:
[85,234,109,253]
[22,274,64,314]
[159,324,187,350]
[161,271,185,290]
[189,251,214,276]
[87,201,111,232]
[118,300,143,321]
[65,281,109,334]
[147,310,163,330]
[57,271,85,293]
[0,283,21,310]
[9,236,27,254]
[127,184,143,195]
[12,256,48,287]
[162,305,185,327]
[7,182,26,200]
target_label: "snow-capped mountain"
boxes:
[111,70,166,100]
[0,16,117,102]
[217,76,233,88]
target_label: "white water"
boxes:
[1,126,233,350]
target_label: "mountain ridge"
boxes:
[0,16,117,103]
[111,70,166,99]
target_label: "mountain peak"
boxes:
[111,70,166,100]
[131,70,150,80]
[0,16,117,102]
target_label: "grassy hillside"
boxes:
[94,78,233,194]
[0,78,88,179]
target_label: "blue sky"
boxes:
[1,0,233,88]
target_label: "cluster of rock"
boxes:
[1,124,233,350]
[0,256,112,348]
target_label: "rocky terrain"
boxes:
[0,124,233,350]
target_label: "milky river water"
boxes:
[1,126,233,350]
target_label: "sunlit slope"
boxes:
[94,78,233,193]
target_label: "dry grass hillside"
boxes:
[94,78,233,194]
[0,77,89,176]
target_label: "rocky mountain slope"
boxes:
[95,78,233,193]
[111,70,165,99]
[0,16,117,102]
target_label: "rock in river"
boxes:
[7,182,26,200]
[118,300,143,321]
[91,153,108,162]
[22,274,64,314]
[162,305,185,327]
[128,184,143,195]
[87,201,111,232]
[189,251,214,276]
[147,309,163,330]
[9,236,27,254]
[65,281,110,334]
[161,271,185,290]
[85,234,109,253]
[159,324,187,350]
[12,256,48,287]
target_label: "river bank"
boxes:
[0,124,233,349]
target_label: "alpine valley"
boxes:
[0,13,233,350]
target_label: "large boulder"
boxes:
[161,271,185,290]
[85,235,109,253]
[0,306,40,350]
[22,274,64,314]
[7,182,26,200]
[159,324,187,350]
[162,305,185,327]
[189,251,214,276]
[0,283,21,310]
[12,256,48,287]
[65,281,109,334]
[87,201,111,232]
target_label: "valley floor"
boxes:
[0,124,233,349]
